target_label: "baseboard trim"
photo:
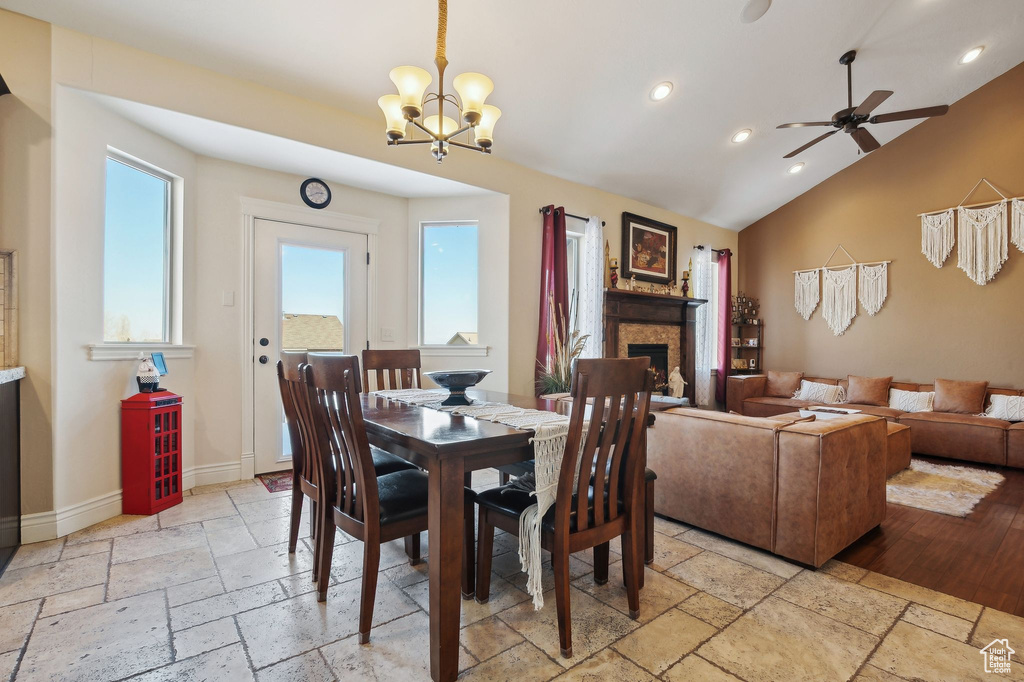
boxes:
[240,452,255,480]
[20,458,250,542]
[21,489,124,543]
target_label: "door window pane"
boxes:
[280,244,346,352]
[421,224,478,345]
[103,157,170,342]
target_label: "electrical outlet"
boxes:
[380,327,395,342]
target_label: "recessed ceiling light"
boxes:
[959,46,984,64]
[731,129,752,143]
[788,162,805,174]
[740,0,772,23]
[650,82,673,101]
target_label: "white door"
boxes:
[253,218,368,474]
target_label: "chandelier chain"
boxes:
[436,0,448,62]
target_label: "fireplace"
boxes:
[628,344,668,386]
[603,289,706,404]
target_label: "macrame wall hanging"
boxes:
[920,208,954,268]
[793,244,890,336]
[793,269,820,320]
[918,178,1023,285]
[1011,198,1024,253]
[858,263,888,316]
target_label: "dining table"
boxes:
[360,388,668,682]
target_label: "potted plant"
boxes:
[537,291,589,397]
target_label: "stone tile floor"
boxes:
[1,470,1023,681]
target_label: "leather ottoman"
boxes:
[886,422,912,477]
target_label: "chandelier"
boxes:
[377,0,500,164]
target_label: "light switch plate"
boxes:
[380,327,395,342]
[222,291,235,306]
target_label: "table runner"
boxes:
[373,388,578,608]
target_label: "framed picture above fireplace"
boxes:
[621,212,677,285]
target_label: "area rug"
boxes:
[258,471,293,493]
[886,459,1005,517]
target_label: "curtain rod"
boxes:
[694,245,726,255]
[539,206,606,227]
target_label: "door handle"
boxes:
[259,355,269,364]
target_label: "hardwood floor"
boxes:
[838,456,1024,616]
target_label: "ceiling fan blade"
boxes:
[783,130,839,158]
[851,127,881,153]
[853,90,893,117]
[777,121,833,129]
[869,105,949,124]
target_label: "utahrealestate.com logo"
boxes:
[980,639,1014,675]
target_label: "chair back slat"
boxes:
[278,352,315,486]
[304,354,380,526]
[362,349,421,392]
[556,357,653,536]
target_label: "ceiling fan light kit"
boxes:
[377,0,500,163]
[777,50,949,159]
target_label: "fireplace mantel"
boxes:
[603,289,706,405]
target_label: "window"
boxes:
[566,232,582,307]
[420,223,479,345]
[103,155,171,343]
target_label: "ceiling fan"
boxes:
[777,50,949,159]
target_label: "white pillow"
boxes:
[889,388,934,413]
[985,394,1024,422]
[794,380,845,404]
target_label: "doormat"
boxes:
[258,471,293,493]
[887,459,1004,517]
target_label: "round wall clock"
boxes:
[300,178,331,209]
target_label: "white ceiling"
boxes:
[79,91,489,199]
[5,0,1023,229]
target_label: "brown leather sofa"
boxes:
[727,374,1022,468]
[647,408,887,567]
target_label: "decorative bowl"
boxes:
[423,369,492,406]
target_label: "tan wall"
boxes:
[739,62,1024,387]
[0,14,54,515]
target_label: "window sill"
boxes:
[87,343,196,361]
[417,345,489,357]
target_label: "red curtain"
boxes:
[716,248,733,401]
[535,205,568,392]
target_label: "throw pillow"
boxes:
[846,375,892,406]
[888,388,934,413]
[933,378,988,414]
[986,394,1024,422]
[766,371,803,398]
[794,380,845,404]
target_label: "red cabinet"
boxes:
[121,390,183,515]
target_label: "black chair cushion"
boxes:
[497,460,657,482]
[476,485,625,533]
[371,446,418,476]
[377,469,430,526]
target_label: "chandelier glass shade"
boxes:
[377,0,499,163]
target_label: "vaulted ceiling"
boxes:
[4,0,1022,229]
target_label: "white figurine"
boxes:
[667,366,685,398]
[629,275,636,291]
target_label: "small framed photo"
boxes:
[150,352,168,376]
[731,358,748,370]
[744,338,759,347]
[731,338,741,347]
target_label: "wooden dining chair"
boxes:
[474,357,654,658]
[278,353,417,577]
[362,349,421,392]
[304,353,477,644]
